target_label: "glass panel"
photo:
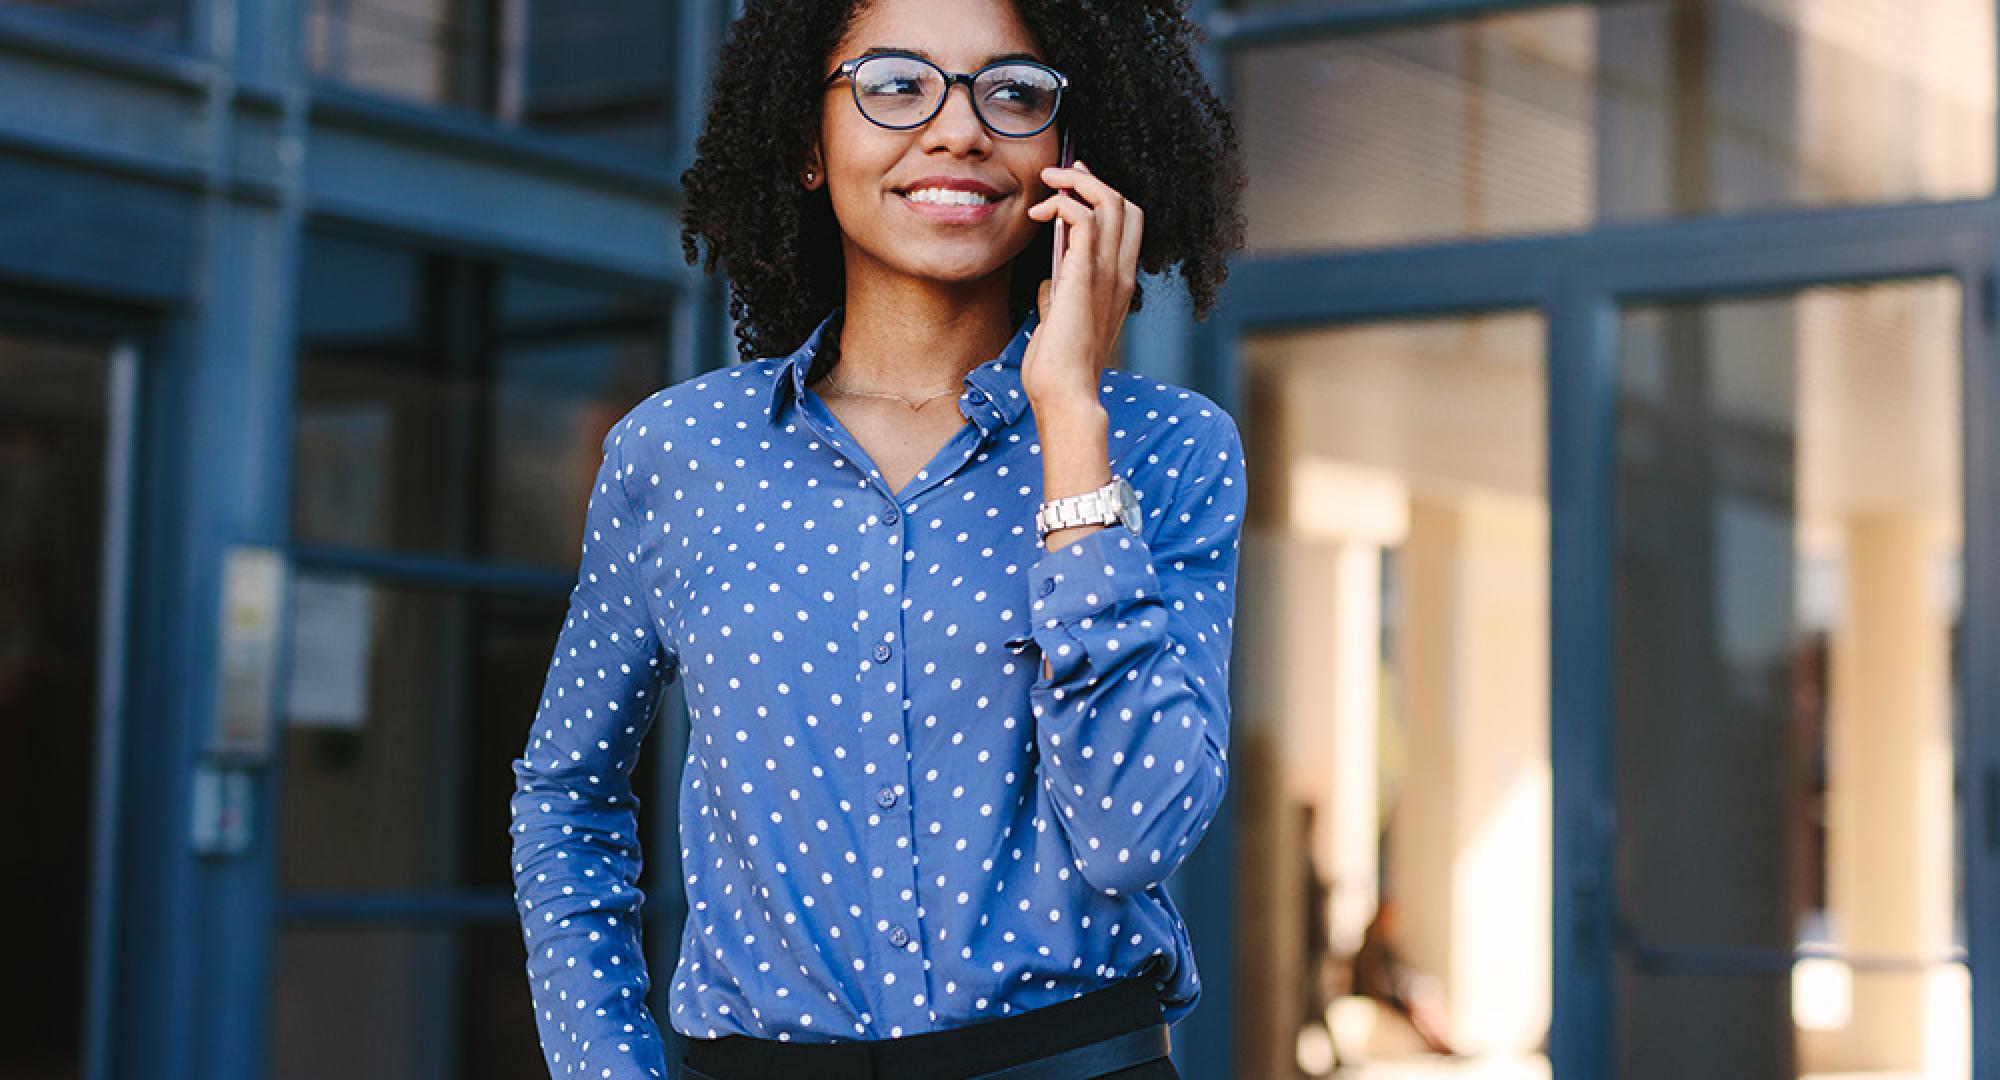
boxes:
[8,0,185,40]
[269,924,546,1080]
[1614,280,1966,1077]
[0,330,112,1080]
[291,230,668,570]
[306,0,674,156]
[516,0,675,155]
[1237,0,1996,252]
[487,337,663,567]
[1234,314,1551,1076]
[279,584,659,891]
[308,0,471,109]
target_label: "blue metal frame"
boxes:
[1966,236,2000,1080]
[1545,275,1618,1077]
[1208,0,1630,48]
[86,340,141,1080]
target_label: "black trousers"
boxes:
[679,975,1181,1080]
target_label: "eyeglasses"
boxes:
[823,52,1068,138]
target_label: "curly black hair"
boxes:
[679,0,1247,363]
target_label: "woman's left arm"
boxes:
[1017,411,1247,897]
[1020,161,1246,896]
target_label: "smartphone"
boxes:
[1050,127,1075,286]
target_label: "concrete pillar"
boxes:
[1823,513,1956,1071]
[1286,460,1408,954]
[1391,493,1552,1055]
[1320,539,1386,955]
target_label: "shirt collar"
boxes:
[764,306,1038,438]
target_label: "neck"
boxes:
[828,266,1020,394]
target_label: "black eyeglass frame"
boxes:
[822,52,1070,138]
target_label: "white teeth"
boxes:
[904,187,993,206]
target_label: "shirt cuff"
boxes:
[1022,525,1160,687]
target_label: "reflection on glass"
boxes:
[1237,0,1995,251]
[291,230,668,570]
[0,332,111,1080]
[306,0,675,156]
[269,924,547,1080]
[1235,314,1550,1077]
[8,0,185,40]
[1615,280,1966,1078]
[489,338,662,567]
[278,583,654,892]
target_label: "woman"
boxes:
[509,0,1246,1075]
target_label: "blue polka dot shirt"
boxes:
[509,306,1246,1078]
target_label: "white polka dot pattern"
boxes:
[509,307,1245,1077]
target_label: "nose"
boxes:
[924,78,993,155]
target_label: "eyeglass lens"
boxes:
[851,56,1060,135]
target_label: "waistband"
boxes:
[681,974,1169,1080]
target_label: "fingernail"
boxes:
[1075,160,1089,172]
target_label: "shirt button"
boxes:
[1039,578,1056,598]
[877,786,898,808]
[883,505,901,525]
[888,925,911,948]
[874,642,893,663]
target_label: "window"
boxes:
[307,0,676,157]
[6,0,186,41]
[1614,279,1968,1075]
[275,230,673,1078]
[1235,0,1995,251]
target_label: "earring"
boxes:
[803,167,816,186]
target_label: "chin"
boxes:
[898,244,1028,286]
[912,263,1005,285]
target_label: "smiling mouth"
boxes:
[900,188,1002,207]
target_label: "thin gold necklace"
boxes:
[820,372,962,411]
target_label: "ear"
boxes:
[801,144,825,190]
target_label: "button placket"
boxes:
[855,494,929,1033]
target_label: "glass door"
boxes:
[1230,309,1554,1078]
[270,231,675,1079]
[1610,277,1971,1079]
[0,325,138,1080]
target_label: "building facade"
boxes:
[2,1,1996,1078]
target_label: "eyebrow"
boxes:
[860,45,1043,65]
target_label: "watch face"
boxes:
[1116,478,1141,530]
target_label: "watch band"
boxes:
[1037,477,1136,540]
